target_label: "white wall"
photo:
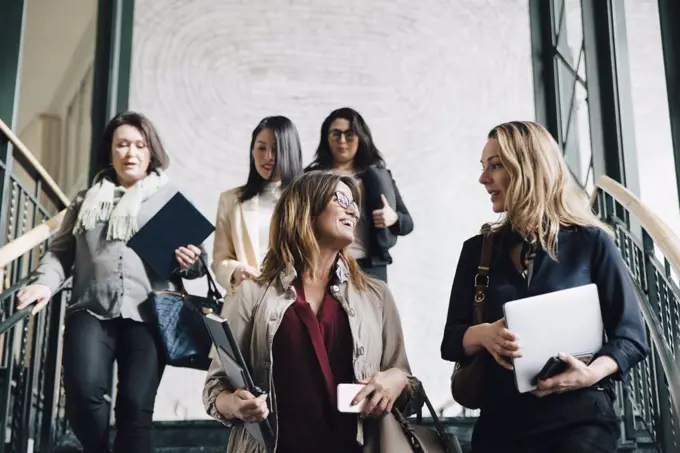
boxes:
[129,0,534,419]
[17,0,97,132]
[15,0,97,197]
[624,0,680,236]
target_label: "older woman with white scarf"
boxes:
[16,111,205,453]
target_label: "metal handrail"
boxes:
[0,210,66,268]
[0,119,69,206]
[596,175,680,273]
[595,175,680,452]
[0,118,72,452]
[595,176,680,405]
[0,275,34,335]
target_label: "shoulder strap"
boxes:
[472,230,495,325]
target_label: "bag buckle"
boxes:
[474,273,489,287]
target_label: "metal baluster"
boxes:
[0,308,17,453]
[9,190,28,453]
[39,286,67,452]
[642,229,675,452]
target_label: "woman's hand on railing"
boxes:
[16,284,52,315]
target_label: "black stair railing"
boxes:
[0,119,70,453]
[594,175,680,453]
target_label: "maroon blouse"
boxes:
[271,279,361,453]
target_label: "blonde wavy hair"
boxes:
[257,170,367,289]
[488,121,607,258]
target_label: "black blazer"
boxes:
[441,226,648,415]
[359,165,413,265]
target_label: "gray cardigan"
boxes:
[33,189,206,322]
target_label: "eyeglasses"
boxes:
[329,129,357,142]
[334,191,360,218]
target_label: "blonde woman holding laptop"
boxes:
[441,121,648,453]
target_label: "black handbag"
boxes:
[150,259,223,370]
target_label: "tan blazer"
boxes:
[202,259,420,453]
[211,187,263,297]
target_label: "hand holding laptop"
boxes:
[217,388,269,422]
[476,318,522,371]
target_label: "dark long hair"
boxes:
[240,116,303,202]
[306,107,385,172]
[93,111,170,177]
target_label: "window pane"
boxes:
[624,0,680,233]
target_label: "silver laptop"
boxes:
[502,283,603,393]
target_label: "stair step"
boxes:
[153,420,229,447]
[51,418,649,452]
[155,448,223,453]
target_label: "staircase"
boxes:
[51,417,657,453]
[0,119,678,452]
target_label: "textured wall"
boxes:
[130,0,534,420]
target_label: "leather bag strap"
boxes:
[472,227,495,325]
[393,386,458,453]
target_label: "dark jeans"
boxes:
[357,259,388,283]
[472,389,620,453]
[62,311,165,453]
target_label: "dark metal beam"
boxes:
[658,0,680,210]
[581,0,640,194]
[529,0,561,142]
[0,0,25,126]
[530,0,585,183]
[0,0,26,249]
[89,0,136,182]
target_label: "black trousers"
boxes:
[472,389,620,453]
[62,311,165,453]
[357,258,388,283]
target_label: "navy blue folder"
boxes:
[128,191,215,280]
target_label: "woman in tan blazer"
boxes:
[212,116,303,295]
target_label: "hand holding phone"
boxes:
[533,353,594,385]
[337,383,366,413]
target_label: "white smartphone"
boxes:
[337,383,366,413]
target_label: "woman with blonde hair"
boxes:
[203,171,419,453]
[441,121,648,452]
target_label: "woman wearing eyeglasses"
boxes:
[203,171,420,453]
[305,107,413,283]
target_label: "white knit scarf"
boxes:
[73,169,169,241]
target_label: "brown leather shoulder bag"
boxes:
[450,227,496,409]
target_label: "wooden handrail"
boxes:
[0,119,69,206]
[596,175,680,275]
[0,210,66,269]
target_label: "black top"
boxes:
[304,164,413,265]
[441,225,649,411]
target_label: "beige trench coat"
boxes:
[202,260,420,452]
